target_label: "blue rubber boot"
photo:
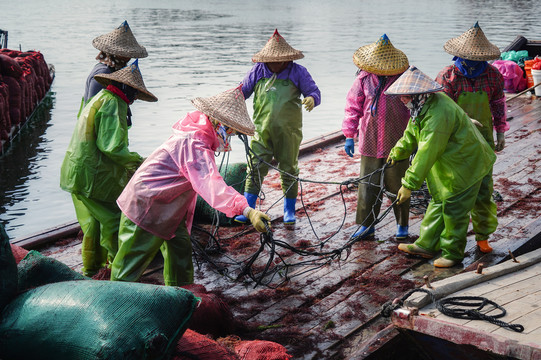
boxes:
[284,197,297,224]
[396,225,409,239]
[234,192,258,224]
[350,225,375,240]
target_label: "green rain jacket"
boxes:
[388,92,496,202]
[60,89,143,203]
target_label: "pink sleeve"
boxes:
[490,97,510,133]
[342,76,365,139]
[181,139,248,218]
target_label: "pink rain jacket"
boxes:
[342,71,410,158]
[117,111,249,240]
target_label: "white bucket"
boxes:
[532,69,541,97]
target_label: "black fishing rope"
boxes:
[381,289,524,333]
[437,296,524,333]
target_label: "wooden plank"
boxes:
[461,291,541,339]
[405,248,541,309]
[392,309,541,359]
[11,220,80,249]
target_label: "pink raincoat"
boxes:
[342,71,410,158]
[117,111,249,240]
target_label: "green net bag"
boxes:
[17,250,88,292]
[0,223,17,310]
[194,162,247,225]
[0,280,199,360]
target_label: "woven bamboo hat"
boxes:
[384,66,443,95]
[443,22,500,61]
[191,85,255,136]
[94,59,157,102]
[252,29,304,63]
[92,20,148,59]
[353,34,409,76]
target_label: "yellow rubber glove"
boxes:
[495,132,505,152]
[247,208,271,233]
[396,186,412,205]
[386,155,395,166]
[302,96,315,112]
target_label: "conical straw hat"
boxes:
[94,59,157,102]
[191,85,255,136]
[353,34,409,76]
[252,29,304,63]
[92,20,148,58]
[384,66,443,95]
[443,22,500,61]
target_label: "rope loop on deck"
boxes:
[381,290,524,333]
[436,296,525,333]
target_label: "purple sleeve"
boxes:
[291,63,321,107]
[241,64,262,100]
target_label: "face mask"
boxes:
[214,123,235,152]
[406,94,429,122]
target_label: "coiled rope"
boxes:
[381,288,524,333]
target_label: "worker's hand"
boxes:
[344,138,355,157]
[470,118,483,128]
[495,132,505,152]
[386,155,396,166]
[302,96,315,112]
[247,208,271,233]
[396,186,412,205]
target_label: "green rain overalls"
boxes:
[456,91,498,242]
[245,73,303,199]
[111,213,193,287]
[60,90,142,276]
[389,93,496,261]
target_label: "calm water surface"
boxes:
[0,0,538,239]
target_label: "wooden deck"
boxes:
[14,92,541,359]
[390,248,541,360]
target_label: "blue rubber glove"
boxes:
[344,138,355,157]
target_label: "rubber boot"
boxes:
[434,257,459,268]
[477,240,493,253]
[234,192,257,224]
[397,243,435,259]
[350,225,375,240]
[284,197,296,224]
[396,225,409,239]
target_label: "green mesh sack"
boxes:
[17,250,88,292]
[194,162,247,225]
[0,223,17,310]
[0,280,199,360]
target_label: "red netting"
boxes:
[181,284,236,337]
[234,340,293,360]
[10,244,29,264]
[172,329,239,360]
